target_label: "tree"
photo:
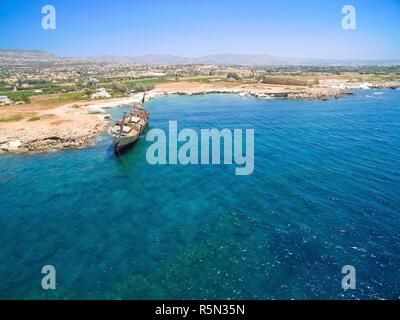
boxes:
[131,83,155,92]
[112,81,128,93]
[84,88,94,97]
[227,72,240,81]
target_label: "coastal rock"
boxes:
[370,81,400,90]
[98,114,111,120]
[1,120,109,155]
[0,139,22,152]
[87,106,104,114]
[161,87,347,101]
[288,87,349,100]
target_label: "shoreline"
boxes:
[1,83,398,155]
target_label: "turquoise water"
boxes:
[1,90,400,300]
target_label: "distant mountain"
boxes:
[95,53,308,65]
[193,54,400,66]
[0,49,60,63]
[95,53,400,66]
[105,54,194,65]
[194,54,284,65]
[1,49,399,66]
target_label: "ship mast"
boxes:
[119,112,127,136]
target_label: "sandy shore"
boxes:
[1,80,398,155]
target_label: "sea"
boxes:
[0,90,399,299]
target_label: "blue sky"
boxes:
[1,0,399,59]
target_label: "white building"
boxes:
[144,72,167,77]
[91,88,111,99]
[0,96,11,105]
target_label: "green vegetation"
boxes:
[0,114,24,122]
[184,77,222,83]
[17,81,57,89]
[0,81,9,91]
[0,80,82,103]
[35,91,89,106]
[260,75,309,86]
[226,72,241,80]
[124,77,169,89]
[98,77,169,93]
[110,91,129,98]
[41,85,80,94]
[128,83,155,92]
[112,81,128,93]
[60,92,88,99]
[28,116,41,121]
[0,91,34,103]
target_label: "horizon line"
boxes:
[1,48,400,62]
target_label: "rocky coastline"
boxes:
[146,86,352,101]
[0,121,109,155]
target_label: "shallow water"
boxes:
[0,90,400,299]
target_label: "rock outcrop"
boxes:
[288,87,352,100]
[370,81,400,90]
[0,121,109,154]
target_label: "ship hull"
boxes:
[112,132,140,152]
[110,99,149,154]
